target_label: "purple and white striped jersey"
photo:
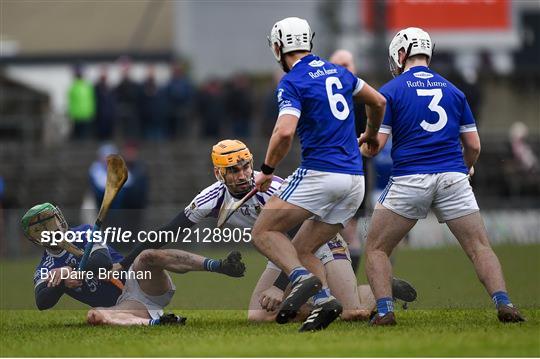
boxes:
[184,171,283,228]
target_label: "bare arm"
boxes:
[263,114,299,168]
[355,83,386,138]
[35,282,64,310]
[460,131,481,170]
[118,211,195,270]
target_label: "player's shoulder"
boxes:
[36,248,64,270]
[192,181,226,208]
[379,78,398,99]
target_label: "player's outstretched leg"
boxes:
[137,249,246,278]
[87,300,184,326]
[446,212,525,323]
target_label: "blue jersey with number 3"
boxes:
[277,54,365,175]
[379,66,477,176]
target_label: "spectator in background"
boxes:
[225,73,254,138]
[68,65,95,140]
[121,142,149,234]
[197,77,224,138]
[329,50,367,137]
[88,144,127,212]
[122,142,149,210]
[451,68,483,127]
[509,122,539,174]
[140,66,165,140]
[94,66,116,140]
[115,58,141,140]
[163,62,194,139]
[262,70,283,137]
[87,143,149,234]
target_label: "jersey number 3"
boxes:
[417,88,447,132]
[326,77,350,120]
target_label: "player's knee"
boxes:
[87,309,107,325]
[250,227,266,249]
[365,237,385,253]
[137,249,161,269]
[247,310,275,322]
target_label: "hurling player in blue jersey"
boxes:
[22,203,245,326]
[362,27,525,325]
[252,17,386,331]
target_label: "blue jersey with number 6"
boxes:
[379,66,477,176]
[277,54,365,175]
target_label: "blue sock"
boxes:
[203,258,221,272]
[288,266,311,285]
[148,318,160,326]
[376,297,394,317]
[312,287,331,306]
[492,291,512,307]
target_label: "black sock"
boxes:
[350,254,361,274]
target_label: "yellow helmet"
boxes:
[211,139,253,169]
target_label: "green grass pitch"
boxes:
[1,244,539,357]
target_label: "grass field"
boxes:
[1,244,539,357]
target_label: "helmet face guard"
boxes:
[211,140,254,197]
[21,203,68,249]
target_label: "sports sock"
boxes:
[376,297,394,317]
[492,291,512,307]
[203,258,221,272]
[312,287,331,306]
[288,266,311,285]
[148,318,160,326]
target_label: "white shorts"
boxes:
[116,267,176,320]
[266,234,351,271]
[275,168,365,226]
[378,172,479,223]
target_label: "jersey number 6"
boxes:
[326,76,350,121]
[417,88,448,132]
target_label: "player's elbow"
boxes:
[136,249,162,270]
[273,126,295,142]
[461,132,481,157]
[375,94,387,109]
[467,141,481,156]
[86,248,113,274]
[35,298,54,311]
[367,93,386,111]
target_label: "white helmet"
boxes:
[388,27,432,76]
[268,17,314,62]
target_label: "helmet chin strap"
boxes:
[276,46,291,73]
[280,59,291,73]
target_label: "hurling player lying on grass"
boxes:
[22,203,246,326]
[114,139,418,323]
